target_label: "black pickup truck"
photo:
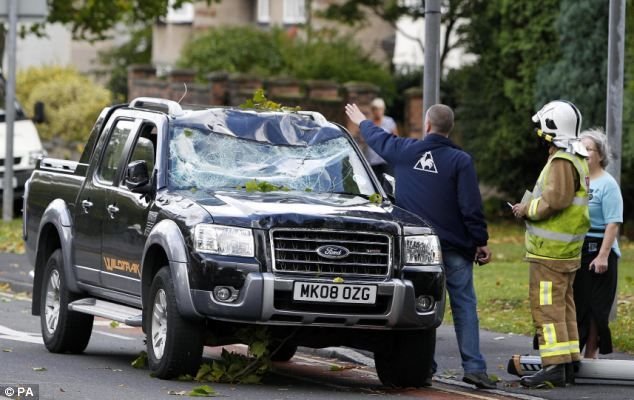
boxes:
[24,97,445,387]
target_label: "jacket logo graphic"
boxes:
[414,151,438,174]
[316,245,350,260]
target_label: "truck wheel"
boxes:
[374,329,435,388]
[269,341,297,362]
[40,249,93,353]
[147,267,204,379]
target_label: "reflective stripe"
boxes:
[543,323,557,346]
[572,196,588,206]
[541,348,572,358]
[540,339,573,358]
[539,281,553,305]
[528,198,540,219]
[526,225,586,243]
[569,340,580,354]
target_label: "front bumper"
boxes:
[190,270,445,330]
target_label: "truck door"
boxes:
[73,118,138,286]
[100,122,159,295]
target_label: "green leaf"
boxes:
[183,128,194,137]
[177,374,194,381]
[239,373,262,384]
[250,341,267,358]
[253,89,266,103]
[131,351,148,369]
[245,180,259,193]
[195,363,213,382]
[32,367,47,372]
[109,320,120,328]
[369,193,383,204]
[187,385,217,397]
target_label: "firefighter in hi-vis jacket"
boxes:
[512,100,590,388]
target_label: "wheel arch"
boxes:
[141,219,201,322]
[32,200,77,316]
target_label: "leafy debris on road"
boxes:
[177,374,194,381]
[188,385,217,397]
[194,326,288,384]
[0,282,10,292]
[131,351,148,369]
[3,348,13,352]
[109,320,120,328]
[32,367,47,372]
[328,364,355,372]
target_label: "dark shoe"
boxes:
[565,363,575,385]
[463,372,497,389]
[520,364,566,388]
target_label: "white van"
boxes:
[0,93,46,210]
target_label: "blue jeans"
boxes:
[433,250,487,374]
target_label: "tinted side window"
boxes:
[97,120,135,184]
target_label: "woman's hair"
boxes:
[580,128,610,168]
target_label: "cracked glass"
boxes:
[167,111,375,196]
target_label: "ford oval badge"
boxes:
[316,245,350,260]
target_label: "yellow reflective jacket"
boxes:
[525,150,590,260]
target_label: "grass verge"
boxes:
[0,219,24,254]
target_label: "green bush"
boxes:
[178,26,394,100]
[16,66,112,142]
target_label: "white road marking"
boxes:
[0,325,43,345]
[93,331,136,341]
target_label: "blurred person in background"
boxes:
[364,98,398,180]
[574,128,623,359]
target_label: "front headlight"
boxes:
[404,235,442,265]
[194,224,255,257]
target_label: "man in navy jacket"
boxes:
[345,103,496,389]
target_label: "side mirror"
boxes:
[382,173,396,198]
[125,160,151,193]
[33,101,45,124]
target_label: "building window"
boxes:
[283,0,306,25]
[257,0,270,24]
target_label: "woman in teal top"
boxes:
[574,128,623,358]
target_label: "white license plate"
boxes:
[292,282,377,304]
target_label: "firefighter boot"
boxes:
[565,363,575,385]
[520,364,566,388]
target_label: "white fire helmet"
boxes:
[532,100,588,157]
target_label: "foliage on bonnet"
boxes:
[241,180,291,193]
[16,66,112,143]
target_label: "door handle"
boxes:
[107,204,120,219]
[81,200,93,213]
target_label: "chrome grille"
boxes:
[271,229,392,278]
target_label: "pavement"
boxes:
[2,252,634,400]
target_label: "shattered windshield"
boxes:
[168,123,376,196]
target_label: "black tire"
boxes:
[40,249,93,353]
[374,329,436,388]
[146,267,204,379]
[269,341,298,362]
